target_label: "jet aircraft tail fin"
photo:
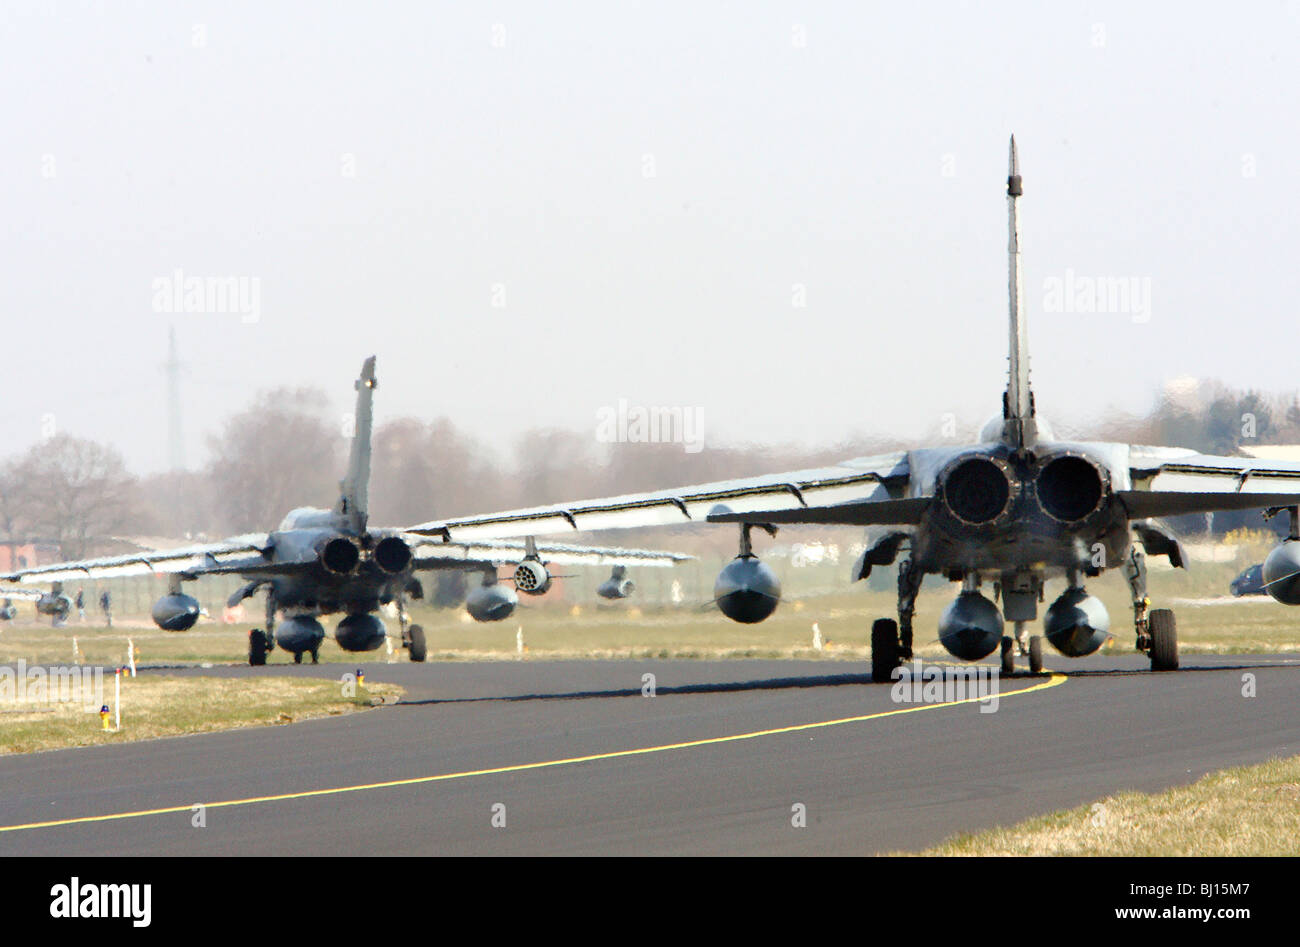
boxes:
[335,356,376,530]
[1002,135,1038,451]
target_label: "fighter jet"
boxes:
[0,586,57,623]
[0,357,691,665]
[408,138,1300,681]
[596,565,635,600]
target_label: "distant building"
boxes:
[0,541,60,571]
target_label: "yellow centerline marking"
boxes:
[0,672,1067,835]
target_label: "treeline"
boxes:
[2,380,1298,560]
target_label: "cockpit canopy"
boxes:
[277,507,339,531]
[980,412,1055,443]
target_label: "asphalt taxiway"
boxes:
[0,655,1296,855]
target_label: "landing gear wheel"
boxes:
[293,651,303,665]
[1000,636,1015,675]
[408,624,427,663]
[1028,635,1043,674]
[1149,608,1179,671]
[248,629,267,666]
[310,648,319,665]
[871,619,901,683]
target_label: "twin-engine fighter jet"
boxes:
[409,138,1300,681]
[1,357,690,665]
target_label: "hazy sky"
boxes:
[3,1,1299,472]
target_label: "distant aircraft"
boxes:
[0,587,53,623]
[408,138,1300,680]
[596,565,635,600]
[1,358,690,664]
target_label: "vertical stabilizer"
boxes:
[1002,135,1038,451]
[336,356,377,530]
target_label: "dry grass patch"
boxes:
[0,674,402,755]
[910,755,1300,856]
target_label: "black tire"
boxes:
[1028,635,1043,674]
[248,629,267,667]
[408,624,427,663]
[293,651,303,665]
[871,619,900,683]
[1149,608,1179,671]
[1000,636,1015,675]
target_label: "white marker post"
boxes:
[812,623,823,651]
[385,637,395,663]
[114,668,121,731]
[127,638,136,677]
[72,636,80,664]
[516,626,524,655]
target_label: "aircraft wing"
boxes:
[405,452,917,541]
[0,535,271,584]
[1121,447,1300,518]
[407,537,692,570]
[0,587,45,601]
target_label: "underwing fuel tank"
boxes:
[335,613,387,652]
[151,593,201,631]
[1043,588,1110,656]
[1262,540,1300,605]
[713,557,781,624]
[466,582,518,622]
[938,591,1003,660]
[275,616,326,653]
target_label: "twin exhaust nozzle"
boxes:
[317,535,412,575]
[939,452,1108,527]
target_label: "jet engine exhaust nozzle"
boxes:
[372,536,413,574]
[318,536,361,575]
[1036,454,1107,524]
[940,457,1014,526]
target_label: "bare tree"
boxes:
[7,435,140,559]
[369,417,507,526]
[205,388,342,533]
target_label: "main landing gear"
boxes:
[395,592,427,663]
[1125,546,1178,671]
[248,591,277,666]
